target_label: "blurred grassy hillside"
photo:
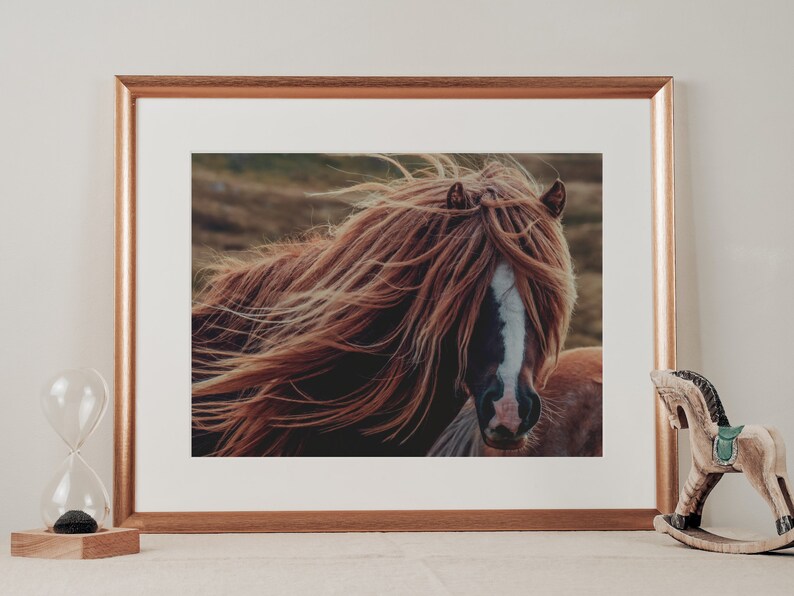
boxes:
[192,154,601,349]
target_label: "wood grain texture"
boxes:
[119,509,660,533]
[114,78,136,529]
[114,76,677,532]
[650,79,678,514]
[651,370,794,542]
[10,528,140,559]
[654,515,794,554]
[116,76,672,99]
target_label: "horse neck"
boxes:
[677,397,718,441]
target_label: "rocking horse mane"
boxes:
[192,154,576,456]
[671,370,730,427]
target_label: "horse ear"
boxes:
[540,179,566,218]
[446,182,470,210]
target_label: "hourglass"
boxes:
[40,368,111,533]
[10,368,140,559]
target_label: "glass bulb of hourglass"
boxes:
[39,369,110,531]
[40,452,110,529]
[40,368,108,450]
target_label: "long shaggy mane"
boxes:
[192,154,576,456]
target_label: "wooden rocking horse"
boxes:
[650,369,794,554]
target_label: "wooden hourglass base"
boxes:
[10,527,140,559]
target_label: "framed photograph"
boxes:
[115,77,676,532]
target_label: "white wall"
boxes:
[1,0,792,537]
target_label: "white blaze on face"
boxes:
[489,261,526,434]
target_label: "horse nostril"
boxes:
[480,376,504,423]
[483,376,504,404]
[484,389,500,405]
[516,387,540,431]
[518,398,530,421]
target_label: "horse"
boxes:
[650,369,794,535]
[191,155,576,456]
[428,347,602,456]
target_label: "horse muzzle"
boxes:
[480,388,541,450]
[482,425,529,450]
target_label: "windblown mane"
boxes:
[192,155,576,456]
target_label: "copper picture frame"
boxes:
[115,76,676,533]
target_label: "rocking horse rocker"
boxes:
[650,369,794,554]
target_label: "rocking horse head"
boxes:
[650,369,730,431]
[192,155,576,456]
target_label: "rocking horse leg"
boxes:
[672,467,708,530]
[687,472,723,528]
[743,463,793,535]
[774,473,794,535]
[778,473,794,515]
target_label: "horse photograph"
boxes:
[191,153,602,457]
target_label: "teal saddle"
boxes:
[714,425,744,465]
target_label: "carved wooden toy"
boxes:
[650,369,794,554]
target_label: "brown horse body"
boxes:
[429,347,602,457]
